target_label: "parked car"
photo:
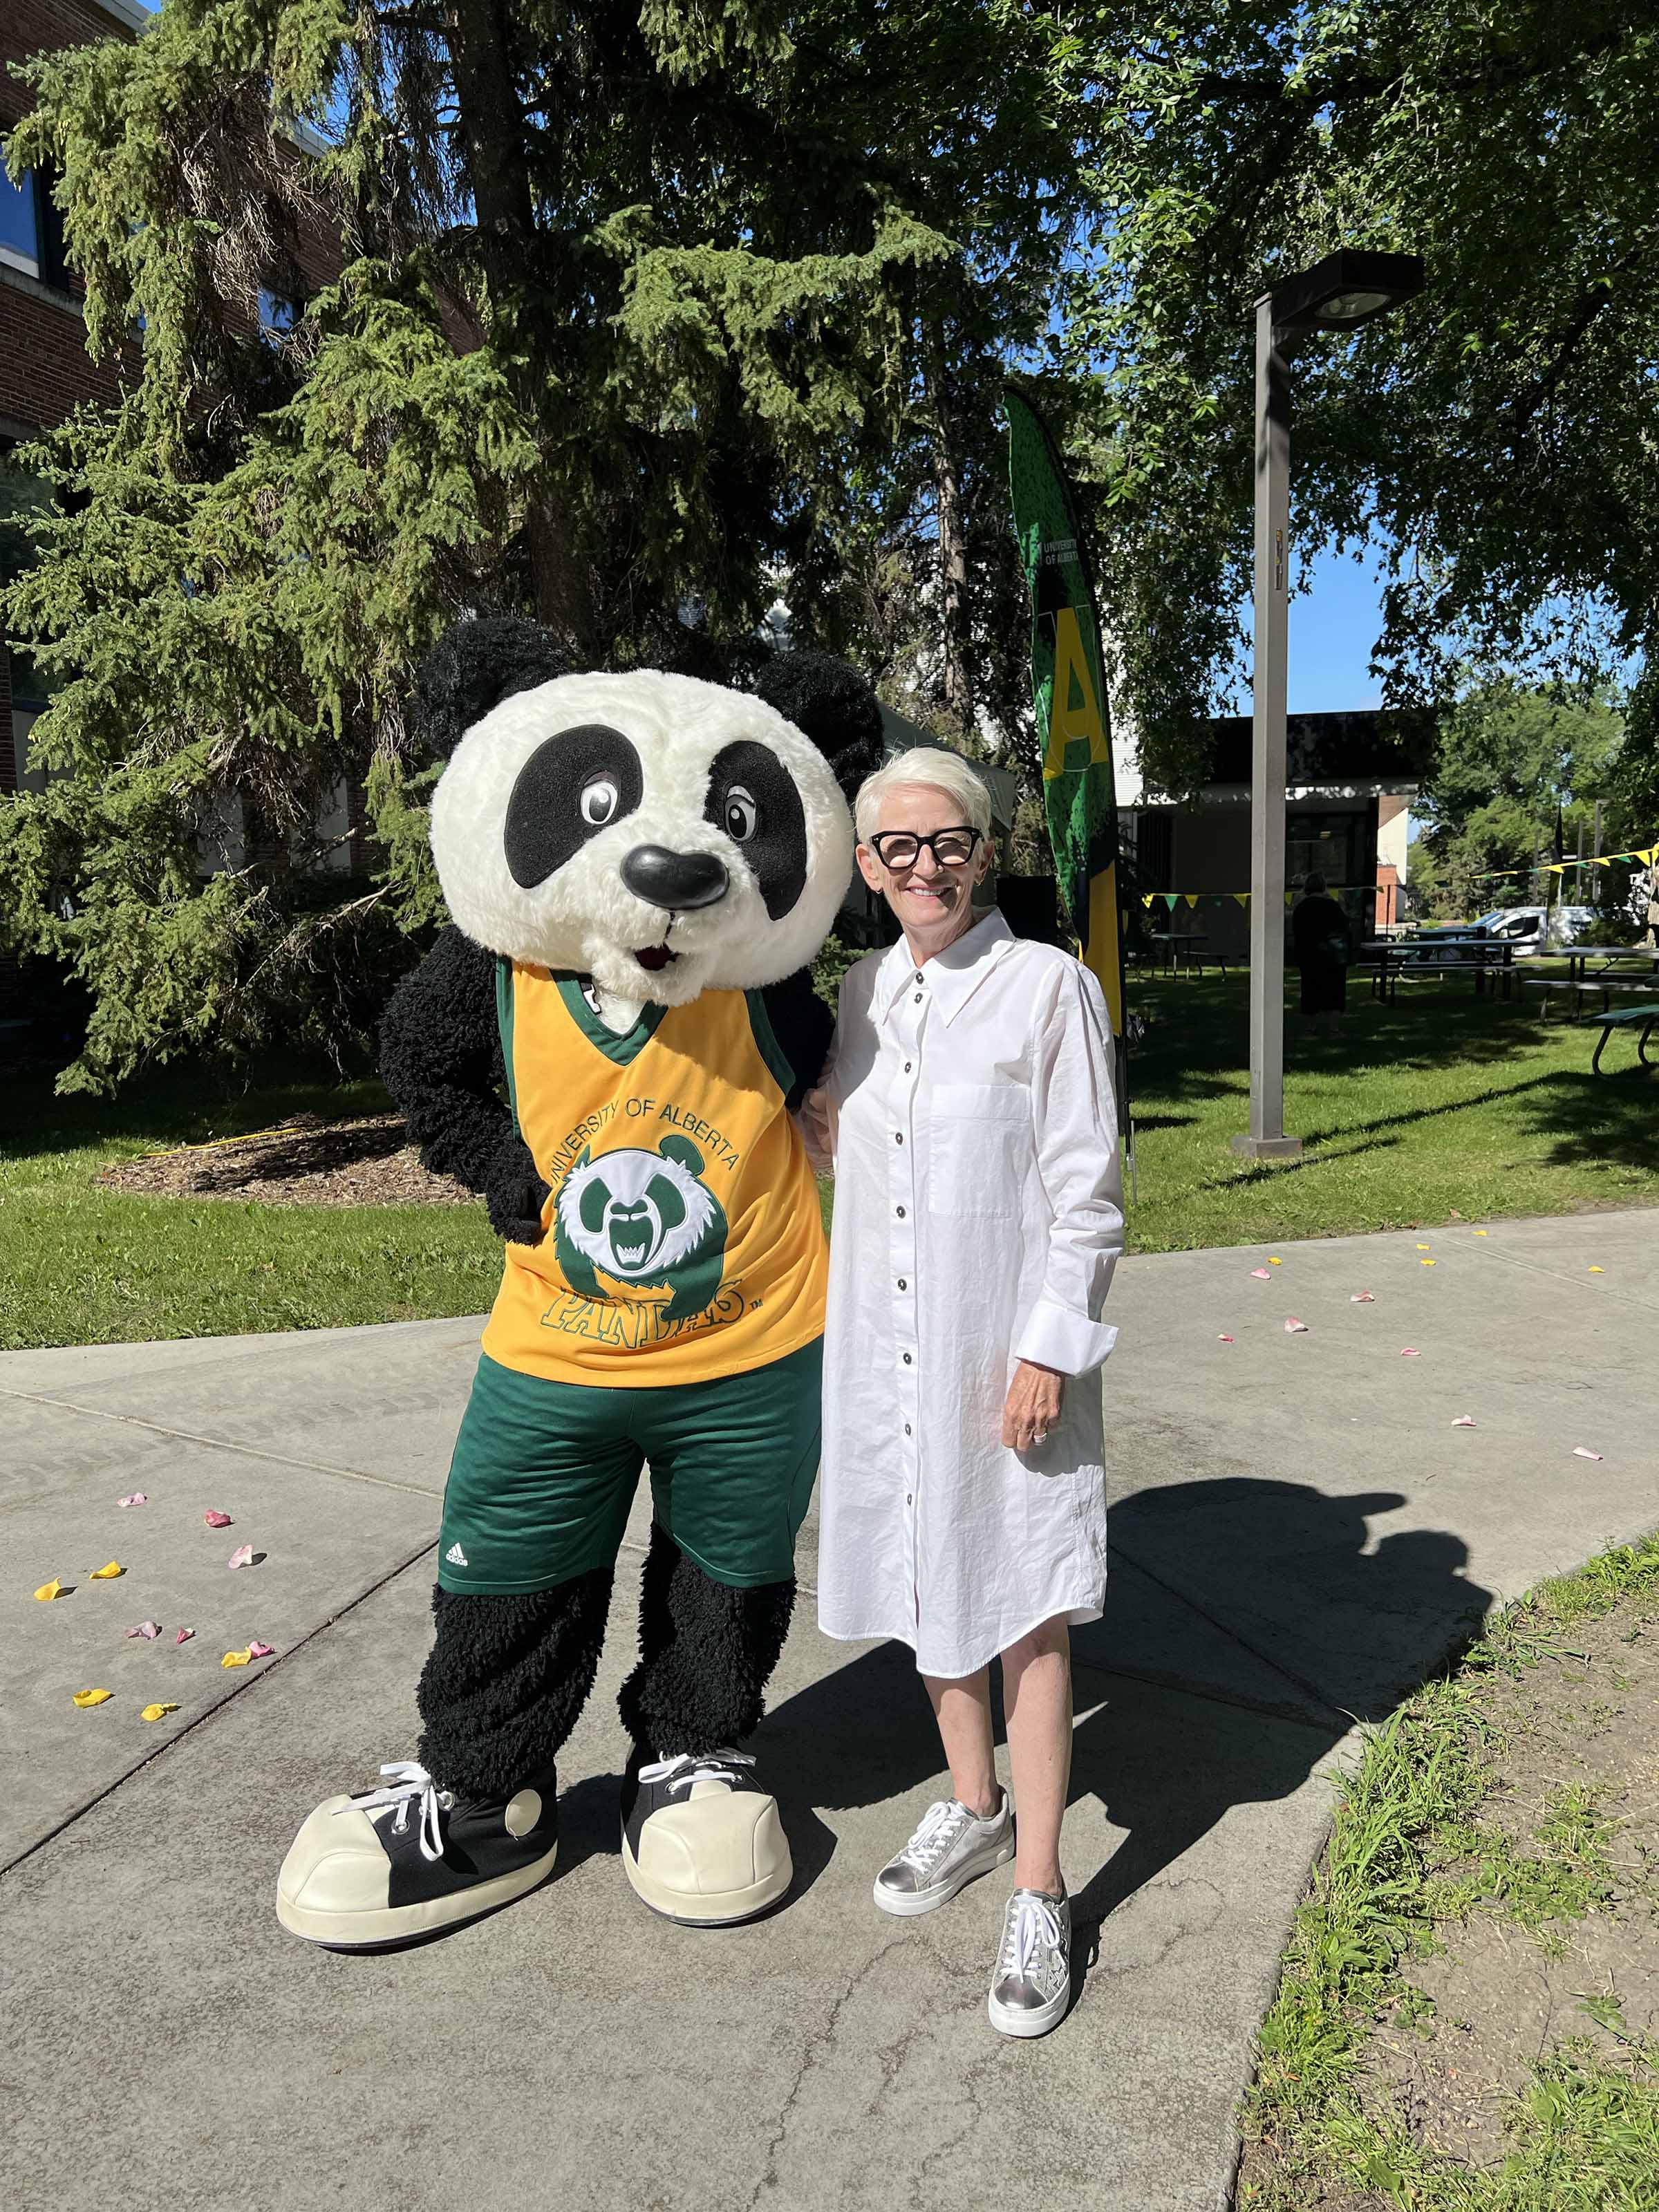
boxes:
[1400,906,1597,964]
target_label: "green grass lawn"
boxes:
[1,971,1653,1349]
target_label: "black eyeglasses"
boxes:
[866,826,984,871]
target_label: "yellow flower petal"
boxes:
[1416,1243,1431,1250]
[1588,1266,1604,1273]
[1268,1257,1282,1265]
[88,1561,124,1580]
[73,1689,113,1708]
[221,1648,252,1669]
[34,1578,65,1602]
[140,1703,180,1723]
[1474,1229,1489,1236]
[1421,1258,1437,1266]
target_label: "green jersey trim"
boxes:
[495,956,521,1136]
[744,988,794,1103]
[554,973,667,1066]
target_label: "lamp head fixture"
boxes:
[1268,248,1425,340]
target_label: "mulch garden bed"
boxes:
[98,1114,478,1209]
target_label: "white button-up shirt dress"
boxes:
[812,909,1125,1680]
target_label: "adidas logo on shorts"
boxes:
[444,1542,469,1566]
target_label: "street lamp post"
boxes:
[1232,248,1425,1163]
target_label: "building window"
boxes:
[0,159,41,279]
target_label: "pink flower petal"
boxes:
[1400,1347,1421,1357]
[247,1640,276,1660]
[175,1627,194,1645]
[227,1544,256,1570]
[1284,1317,1308,1333]
[203,1510,233,1529]
[1452,1416,1477,1428]
[1573,1447,1604,1461]
[1217,1333,1235,1342]
[1350,1292,1375,1304]
[117,1493,147,1508]
[1249,1268,1272,1280]
[124,1620,163,1640]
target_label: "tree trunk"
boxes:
[443,0,576,639]
[923,319,972,731]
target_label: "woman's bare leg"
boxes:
[922,1667,1000,1818]
[1002,1615,1072,1894]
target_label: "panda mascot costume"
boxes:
[276,617,881,1947]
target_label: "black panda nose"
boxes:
[620,845,730,910]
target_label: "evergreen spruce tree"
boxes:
[3,0,1071,1088]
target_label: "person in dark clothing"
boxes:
[1291,873,1352,1035]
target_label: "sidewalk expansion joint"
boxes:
[1467,1239,1659,1315]
[0,1385,442,1500]
[0,1537,440,1881]
[1108,1540,1353,1726]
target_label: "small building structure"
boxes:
[1121,709,1432,961]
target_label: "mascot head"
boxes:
[418,617,883,1006]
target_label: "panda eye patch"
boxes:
[505,724,644,890]
[704,741,809,920]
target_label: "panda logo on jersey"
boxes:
[420,621,874,1011]
[554,1134,729,1324]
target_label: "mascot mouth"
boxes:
[634,945,677,973]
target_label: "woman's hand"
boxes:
[1002,1360,1064,1453]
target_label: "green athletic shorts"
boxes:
[435,1340,823,1595]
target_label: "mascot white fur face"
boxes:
[429,667,855,1007]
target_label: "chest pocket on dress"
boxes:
[925,1083,1030,1218]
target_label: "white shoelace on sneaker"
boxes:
[1002,1893,1065,1983]
[897,1798,973,1873]
[337,1761,451,1862]
[638,1748,756,1796]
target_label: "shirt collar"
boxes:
[872,907,1018,1029]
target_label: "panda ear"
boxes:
[752,651,885,803]
[413,616,571,758]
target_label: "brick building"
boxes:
[1,0,152,796]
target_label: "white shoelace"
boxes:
[897,1797,973,1872]
[1002,1893,1065,1983]
[337,1761,451,1863]
[638,1748,756,1795]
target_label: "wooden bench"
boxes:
[1591,1006,1658,1075]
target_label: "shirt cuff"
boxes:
[1014,1297,1118,1378]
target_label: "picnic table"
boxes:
[1356,937,1517,1003]
[1147,930,1212,976]
[1518,946,1659,1020]
[1590,1004,1658,1075]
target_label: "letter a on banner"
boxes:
[1005,385,1132,1168]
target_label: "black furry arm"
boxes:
[760,966,834,1112]
[379,926,551,1245]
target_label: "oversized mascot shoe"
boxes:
[276,1760,559,1949]
[622,1751,791,1926]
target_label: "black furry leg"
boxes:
[617,1523,796,1758]
[416,1568,612,1800]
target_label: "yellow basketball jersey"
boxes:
[480,964,828,1387]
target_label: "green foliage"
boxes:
[1408,678,1635,920]
[2,0,1078,1088]
[1248,1528,1659,2210]
[1053,3,1659,800]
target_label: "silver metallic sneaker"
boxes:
[873,1792,1014,1918]
[987,1888,1072,2038]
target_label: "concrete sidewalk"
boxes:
[4,1210,1656,2212]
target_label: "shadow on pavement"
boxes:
[758,1479,1492,1979]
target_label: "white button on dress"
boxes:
[812,910,1124,1680]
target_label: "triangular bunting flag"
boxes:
[1234,892,1249,908]
[1163,892,1179,910]
[1183,892,1199,908]
[1141,892,1156,908]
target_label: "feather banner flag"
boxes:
[1005,385,1131,1154]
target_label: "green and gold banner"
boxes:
[1005,386,1130,1139]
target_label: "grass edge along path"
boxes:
[1239,1532,1659,2210]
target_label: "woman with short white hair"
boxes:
[805,747,1123,2038]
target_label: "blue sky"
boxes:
[1224,541,1391,716]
